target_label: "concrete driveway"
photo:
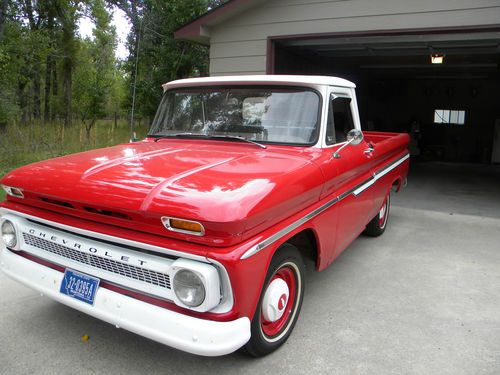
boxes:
[1,162,499,374]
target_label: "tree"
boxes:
[73,0,116,138]
[110,0,226,128]
[43,1,58,122]
[0,4,25,126]
[0,0,8,38]
[0,0,225,133]
[54,0,84,127]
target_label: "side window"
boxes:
[326,96,355,145]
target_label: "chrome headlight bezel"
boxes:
[170,259,221,312]
[173,269,206,307]
[1,219,18,249]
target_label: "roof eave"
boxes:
[174,0,264,44]
[174,24,211,45]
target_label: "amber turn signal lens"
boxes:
[170,219,203,233]
[162,217,205,236]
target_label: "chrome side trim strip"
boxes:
[241,152,409,260]
[374,153,410,180]
[241,197,339,260]
[352,178,376,196]
[353,153,410,196]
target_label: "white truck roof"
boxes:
[163,75,356,91]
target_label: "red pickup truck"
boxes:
[0,75,409,357]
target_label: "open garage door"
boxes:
[271,31,500,164]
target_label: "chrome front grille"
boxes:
[22,233,171,289]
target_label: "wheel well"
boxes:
[285,229,318,268]
[391,178,402,192]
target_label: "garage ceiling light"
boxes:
[431,53,445,64]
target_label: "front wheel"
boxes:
[363,192,391,237]
[244,243,305,357]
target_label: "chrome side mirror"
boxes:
[333,129,364,159]
[346,129,364,145]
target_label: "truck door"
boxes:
[320,93,375,259]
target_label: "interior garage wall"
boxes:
[208,0,500,76]
[356,79,500,163]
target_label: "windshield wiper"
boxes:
[206,134,267,149]
[152,133,267,149]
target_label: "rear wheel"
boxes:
[244,243,305,357]
[363,192,390,237]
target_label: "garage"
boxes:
[175,0,500,165]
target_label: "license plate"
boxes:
[60,269,100,305]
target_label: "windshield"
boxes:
[148,86,321,145]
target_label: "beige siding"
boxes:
[208,0,500,75]
[210,40,267,59]
[220,0,500,28]
[209,56,267,74]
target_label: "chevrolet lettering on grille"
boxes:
[27,228,148,267]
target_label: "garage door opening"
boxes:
[270,31,500,164]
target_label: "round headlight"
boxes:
[173,269,206,307]
[1,220,17,248]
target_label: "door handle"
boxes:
[364,147,374,155]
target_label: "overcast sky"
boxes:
[77,7,131,60]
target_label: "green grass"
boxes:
[0,119,149,201]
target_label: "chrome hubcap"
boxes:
[262,278,289,323]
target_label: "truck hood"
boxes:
[1,139,324,244]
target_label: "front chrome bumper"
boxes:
[0,247,250,356]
